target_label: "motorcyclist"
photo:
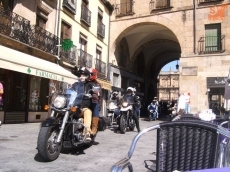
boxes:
[76,67,101,141]
[111,91,120,119]
[127,87,141,133]
[148,100,157,121]
[88,68,101,136]
[153,97,159,118]
[133,88,141,118]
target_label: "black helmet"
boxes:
[76,67,90,77]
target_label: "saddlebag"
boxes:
[98,116,108,131]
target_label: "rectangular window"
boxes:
[134,81,141,92]
[120,0,132,14]
[79,33,87,51]
[96,45,102,60]
[29,76,49,111]
[205,24,221,52]
[61,21,72,40]
[113,73,119,87]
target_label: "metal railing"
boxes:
[97,20,105,38]
[95,58,106,77]
[150,0,171,10]
[198,35,225,54]
[0,9,59,56]
[77,49,93,68]
[0,9,31,44]
[115,1,135,17]
[198,0,224,3]
[59,44,77,65]
[81,4,91,26]
[62,0,76,14]
[29,25,59,55]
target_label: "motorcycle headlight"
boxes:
[53,95,66,108]
[122,102,128,107]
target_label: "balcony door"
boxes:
[205,24,221,52]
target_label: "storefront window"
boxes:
[29,76,49,111]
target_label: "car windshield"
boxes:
[65,80,84,107]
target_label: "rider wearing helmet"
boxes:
[76,67,101,141]
[123,87,141,133]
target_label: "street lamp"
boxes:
[176,60,179,70]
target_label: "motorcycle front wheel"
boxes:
[37,126,62,161]
[128,117,135,131]
[119,115,126,134]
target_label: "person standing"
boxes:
[153,97,159,118]
[177,93,186,115]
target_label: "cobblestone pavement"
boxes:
[0,117,170,172]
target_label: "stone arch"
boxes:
[110,16,184,58]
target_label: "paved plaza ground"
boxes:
[0,117,170,172]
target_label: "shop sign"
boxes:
[208,4,228,21]
[27,67,65,81]
[97,79,112,90]
[62,39,73,51]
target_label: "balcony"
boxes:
[77,49,93,68]
[150,0,172,12]
[80,4,91,26]
[198,0,224,4]
[59,44,77,65]
[95,58,106,78]
[97,21,105,38]
[0,9,59,56]
[198,35,225,54]
[29,25,59,55]
[115,1,135,17]
[62,0,76,14]
[0,9,31,44]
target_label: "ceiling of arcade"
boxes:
[116,23,181,79]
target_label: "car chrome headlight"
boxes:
[53,95,66,108]
[122,102,128,107]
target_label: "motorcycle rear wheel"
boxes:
[107,116,113,126]
[37,126,62,161]
[119,115,126,134]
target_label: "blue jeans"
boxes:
[114,109,120,118]
[91,103,99,117]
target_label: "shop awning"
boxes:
[97,78,112,91]
[0,45,78,84]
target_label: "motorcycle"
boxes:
[37,80,97,162]
[106,100,119,126]
[148,109,157,121]
[117,94,136,134]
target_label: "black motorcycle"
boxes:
[37,80,96,161]
[117,94,136,134]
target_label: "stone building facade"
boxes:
[108,0,230,113]
[0,0,113,123]
[158,70,179,103]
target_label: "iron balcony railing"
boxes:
[198,35,225,54]
[97,20,105,38]
[59,44,77,65]
[0,9,31,45]
[29,25,59,55]
[62,0,76,14]
[0,9,59,56]
[150,0,171,10]
[77,49,93,68]
[115,1,135,17]
[80,4,91,26]
[198,0,224,4]
[95,58,106,77]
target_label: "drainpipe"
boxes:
[107,14,111,84]
[193,0,197,54]
[54,0,61,64]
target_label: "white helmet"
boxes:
[133,88,136,92]
[127,87,134,92]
